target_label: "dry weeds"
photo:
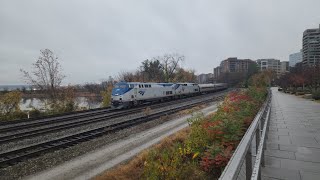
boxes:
[95,128,190,180]
[143,107,152,116]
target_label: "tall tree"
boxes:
[154,53,184,82]
[173,68,197,82]
[140,59,164,82]
[21,49,65,100]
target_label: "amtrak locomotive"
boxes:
[111,82,227,109]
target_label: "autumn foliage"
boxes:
[277,64,320,96]
[140,86,267,179]
[98,72,269,180]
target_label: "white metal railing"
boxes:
[219,90,272,180]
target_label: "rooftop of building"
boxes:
[303,24,320,34]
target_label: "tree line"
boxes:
[276,63,320,99]
[117,53,196,83]
[0,49,197,121]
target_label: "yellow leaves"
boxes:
[192,152,200,159]
[101,84,113,107]
[179,143,192,156]
[0,91,22,114]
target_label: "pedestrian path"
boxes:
[262,88,320,180]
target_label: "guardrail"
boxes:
[219,90,272,180]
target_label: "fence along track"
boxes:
[0,94,225,168]
[219,90,271,180]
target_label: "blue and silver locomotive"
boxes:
[111,82,227,109]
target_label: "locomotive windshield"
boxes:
[114,85,127,88]
[112,83,130,96]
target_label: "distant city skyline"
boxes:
[1,0,320,85]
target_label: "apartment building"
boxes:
[302,24,320,66]
[289,51,302,67]
[256,59,281,77]
[220,57,255,73]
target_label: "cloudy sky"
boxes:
[1,0,319,85]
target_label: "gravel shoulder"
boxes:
[23,104,219,180]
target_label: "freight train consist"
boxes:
[111,82,228,109]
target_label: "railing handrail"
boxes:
[251,102,271,179]
[219,90,272,180]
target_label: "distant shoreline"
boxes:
[21,92,102,98]
[0,85,32,91]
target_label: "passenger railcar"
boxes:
[175,83,200,97]
[198,83,228,93]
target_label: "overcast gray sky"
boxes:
[1,0,319,85]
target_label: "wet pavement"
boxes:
[262,88,320,180]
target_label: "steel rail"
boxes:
[0,109,112,132]
[0,109,140,144]
[0,107,111,126]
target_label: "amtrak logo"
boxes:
[138,90,145,96]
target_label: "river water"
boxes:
[20,97,102,111]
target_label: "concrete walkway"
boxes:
[262,88,320,180]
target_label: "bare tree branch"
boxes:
[20,49,65,100]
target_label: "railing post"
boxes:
[246,144,252,180]
[261,146,265,167]
[255,128,260,154]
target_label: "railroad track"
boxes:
[0,93,226,168]
[0,90,229,144]
[0,91,226,133]
[0,107,112,127]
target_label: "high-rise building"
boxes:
[220,57,255,73]
[213,66,221,80]
[289,51,302,67]
[212,57,256,85]
[256,59,281,77]
[302,24,320,66]
[197,73,213,84]
[197,74,207,84]
[280,61,289,74]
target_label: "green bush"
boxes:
[0,111,28,121]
